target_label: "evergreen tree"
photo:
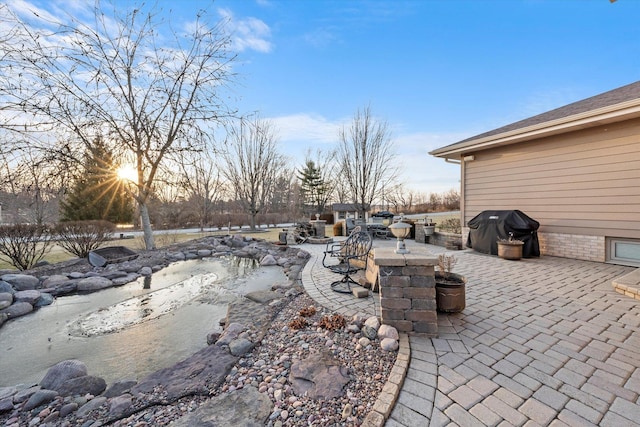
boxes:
[60,138,134,223]
[297,160,329,216]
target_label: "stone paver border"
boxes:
[362,333,410,427]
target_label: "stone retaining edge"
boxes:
[612,268,640,301]
[361,332,410,427]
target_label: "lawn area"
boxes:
[0,215,459,271]
[0,228,285,271]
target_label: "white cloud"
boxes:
[303,28,338,49]
[267,112,465,194]
[218,8,272,53]
[5,0,61,26]
[271,112,341,144]
[393,131,468,194]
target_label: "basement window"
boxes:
[608,238,640,267]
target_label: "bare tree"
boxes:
[442,188,461,211]
[0,224,54,270]
[269,172,298,223]
[332,174,351,205]
[385,184,412,214]
[221,116,286,230]
[336,105,398,218]
[175,150,225,230]
[0,146,63,225]
[0,2,236,249]
[428,192,441,212]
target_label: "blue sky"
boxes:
[11,0,640,195]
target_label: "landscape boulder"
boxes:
[14,289,41,305]
[0,281,15,294]
[0,293,12,310]
[171,386,271,427]
[229,338,254,356]
[1,274,39,291]
[55,375,107,397]
[103,379,137,398]
[23,389,58,411]
[378,324,399,341]
[216,323,246,347]
[380,338,399,351]
[34,292,55,307]
[77,276,114,292]
[364,316,380,330]
[0,301,33,319]
[40,360,88,391]
[41,275,70,288]
[289,351,350,399]
[260,254,277,266]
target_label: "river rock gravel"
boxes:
[72,293,397,427]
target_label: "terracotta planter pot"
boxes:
[497,241,524,260]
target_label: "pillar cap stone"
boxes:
[373,247,437,266]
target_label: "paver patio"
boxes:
[298,238,640,426]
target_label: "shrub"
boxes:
[333,221,344,237]
[319,314,346,331]
[299,306,317,317]
[437,254,457,278]
[55,220,116,258]
[288,317,308,330]
[438,217,461,234]
[0,224,54,270]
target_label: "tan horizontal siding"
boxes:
[463,118,640,240]
[465,187,638,200]
[467,143,639,181]
[465,200,639,214]
[467,162,639,187]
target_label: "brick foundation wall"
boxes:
[538,232,605,262]
[462,227,605,262]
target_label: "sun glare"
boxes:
[117,165,138,182]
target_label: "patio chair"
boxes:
[324,230,372,294]
[322,226,361,268]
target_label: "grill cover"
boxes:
[466,210,540,257]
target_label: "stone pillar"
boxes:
[414,224,426,243]
[373,247,438,336]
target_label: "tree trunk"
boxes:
[250,212,257,231]
[139,202,156,250]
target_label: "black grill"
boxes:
[466,210,540,257]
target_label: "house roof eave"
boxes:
[430,99,640,159]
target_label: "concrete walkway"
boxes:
[296,238,640,426]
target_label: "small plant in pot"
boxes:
[435,253,467,313]
[497,232,524,260]
[423,217,436,236]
